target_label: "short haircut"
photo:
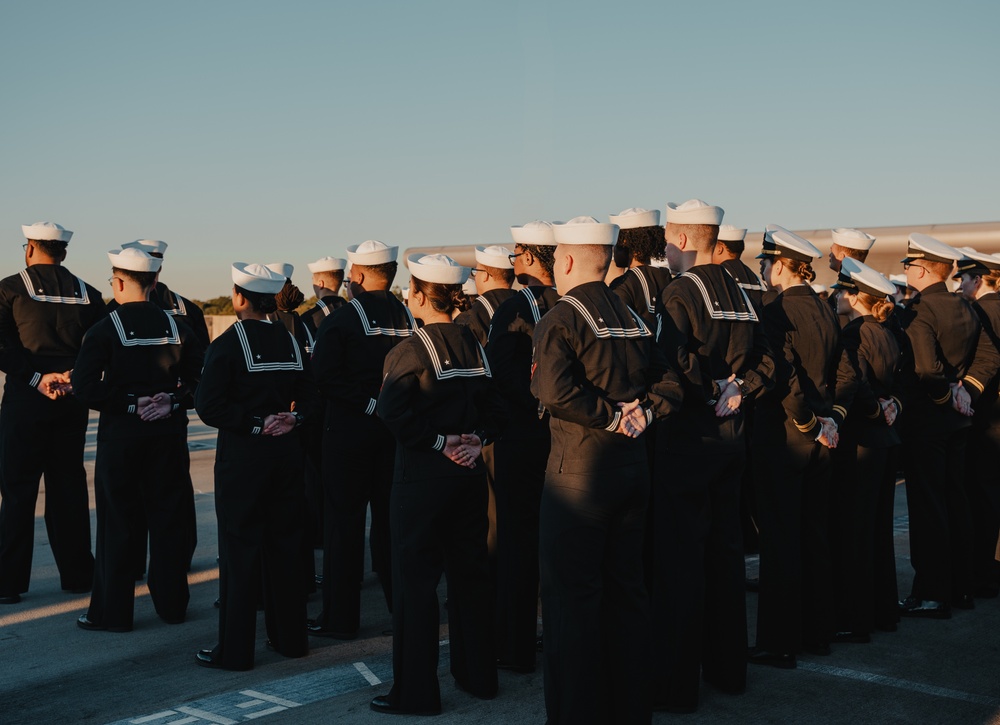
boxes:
[30,239,68,259]
[313,269,344,287]
[673,223,719,253]
[923,259,952,280]
[570,244,613,276]
[355,261,398,283]
[112,267,157,290]
[521,244,556,276]
[617,225,666,265]
[482,264,514,286]
[234,284,278,314]
[720,239,745,257]
[833,243,869,263]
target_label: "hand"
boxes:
[615,399,648,438]
[879,397,898,426]
[262,412,296,436]
[443,434,480,468]
[137,393,172,422]
[714,376,742,418]
[816,415,839,449]
[36,371,71,400]
[950,382,973,417]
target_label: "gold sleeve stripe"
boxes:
[794,415,818,432]
[964,376,985,394]
[832,405,848,420]
[931,391,951,405]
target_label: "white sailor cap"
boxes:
[22,221,73,242]
[832,257,896,297]
[553,216,619,246]
[510,220,556,246]
[232,263,287,294]
[407,253,470,285]
[108,247,162,273]
[952,246,1000,278]
[462,277,478,295]
[609,207,660,229]
[401,287,409,300]
[265,262,294,279]
[889,274,908,288]
[756,225,822,262]
[831,228,875,251]
[665,199,724,226]
[901,233,963,265]
[122,239,168,257]
[347,240,397,265]
[810,283,827,295]
[307,256,347,273]
[718,225,747,242]
[474,245,514,269]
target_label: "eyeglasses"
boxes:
[508,252,526,265]
[22,243,28,251]
[471,268,488,276]
[903,263,926,272]
[108,276,123,286]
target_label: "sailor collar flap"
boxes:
[679,267,759,322]
[233,320,304,373]
[350,296,416,337]
[110,308,180,346]
[415,325,492,381]
[20,268,91,305]
[558,287,651,339]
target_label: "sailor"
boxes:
[827,259,902,640]
[531,216,681,724]
[488,221,560,673]
[371,253,504,716]
[827,227,876,273]
[308,240,414,639]
[0,222,106,604]
[194,263,317,670]
[265,262,313,353]
[301,256,348,338]
[951,248,1000,599]
[749,226,842,668]
[650,199,774,712]
[456,245,517,347]
[608,207,671,331]
[72,247,204,631]
[713,225,765,315]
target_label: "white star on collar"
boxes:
[444,359,450,365]
[256,354,261,359]
[597,317,604,323]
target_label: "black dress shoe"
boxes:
[306,621,357,639]
[369,694,441,716]
[832,631,871,644]
[953,594,975,610]
[898,597,951,619]
[747,646,796,669]
[0,594,21,605]
[77,614,131,632]
[195,649,223,669]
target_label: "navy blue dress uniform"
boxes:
[652,211,777,710]
[530,217,682,725]
[302,256,349,339]
[895,235,1000,616]
[827,259,902,637]
[751,227,844,662]
[72,247,204,631]
[194,263,318,671]
[455,288,517,348]
[0,222,106,602]
[309,241,415,638]
[487,276,560,672]
[374,253,505,715]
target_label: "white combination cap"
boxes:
[308,256,347,273]
[889,273,908,287]
[553,216,619,246]
[510,220,556,246]
[953,246,1000,278]
[265,262,294,279]
[462,277,478,295]
[347,240,397,265]
[122,239,168,256]
[901,233,963,265]
[831,228,875,251]
[757,225,822,262]
[22,221,73,242]
[609,207,660,229]
[232,263,287,294]
[407,253,470,285]
[833,257,896,297]
[665,199,724,226]
[107,247,162,273]
[718,224,747,242]
[474,245,514,269]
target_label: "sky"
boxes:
[3,0,998,298]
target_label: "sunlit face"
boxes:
[828,243,846,272]
[553,245,570,295]
[759,258,775,287]
[836,289,855,316]
[345,267,362,300]
[958,272,980,302]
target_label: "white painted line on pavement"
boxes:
[242,707,286,720]
[354,662,382,685]
[798,661,1000,707]
[174,706,238,724]
[130,712,177,723]
[239,691,300,709]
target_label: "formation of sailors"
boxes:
[1,210,999,724]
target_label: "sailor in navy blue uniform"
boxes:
[302,256,348,338]
[608,206,671,332]
[370,253,505,716]
[455,245,517,347]
[73,247,204,632]
[488,222,560,673]
[531,216,682,725]
[194,263,318,670]
[0,222,106,604]
[308,240,415,639]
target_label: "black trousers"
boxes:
[903,427,973,604]
[753,440,833,653]
[212,434,307,670]
[318,416,394,633]
[0,385,93,595]
[967,423,1000,592]
[540,462,651,725]
[88,433,190,629]
[387,473,496,712]
[872,446,901,629]
[492,432,548,669]
[651,434,747,709]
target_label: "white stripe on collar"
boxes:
[680,270,759,322]
[415,327,492,381]
[520,287,542,324]
[317,298,332,316]
[110,309,180,346]
[162,294,187,316]
[558,295,651,338]
[477,295,495,319]
[233,321,304,373]
[20,270,91,305]
[630,267,656,314]
[350,297,415,337]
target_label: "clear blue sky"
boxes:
[3,0,998,298]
